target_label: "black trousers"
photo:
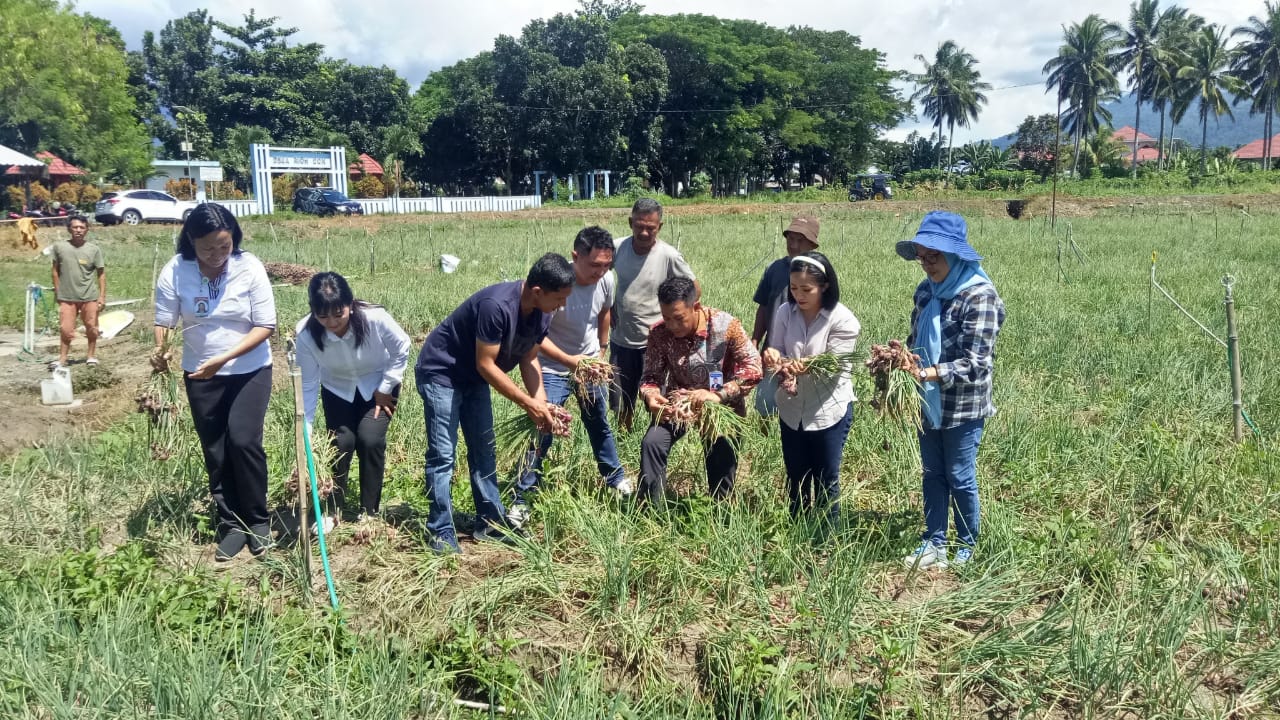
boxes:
[321,385,396,516]
[609,342,646,428]
[639,422,737,504]
[779,404,853,523]
[185,365,272,533]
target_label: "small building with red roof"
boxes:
[5,151,86,182]
[1111,126,1159,167]
[348,153,384,178]
[1233,133,1280,165]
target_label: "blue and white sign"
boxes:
[249,144,348,215]
[268,149,334,172]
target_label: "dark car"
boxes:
[292,187,363,216]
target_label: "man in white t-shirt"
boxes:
[508,227,632,526]
[610,198,698,430]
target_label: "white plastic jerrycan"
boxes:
[41,366,74,405]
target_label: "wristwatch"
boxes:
[716,388,730,403]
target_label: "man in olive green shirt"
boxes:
[50,215,106,368]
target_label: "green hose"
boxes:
[303,420,340,611]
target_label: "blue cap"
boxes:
[895,211,982,262]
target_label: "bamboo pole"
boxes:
[288,339,313,593]
[1224,276,1243,442]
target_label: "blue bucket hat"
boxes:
[895,211,983,262]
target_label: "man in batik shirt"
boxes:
[637,277,762,504]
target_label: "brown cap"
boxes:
[784,215,820,247]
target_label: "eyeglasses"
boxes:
[916,251,944,265]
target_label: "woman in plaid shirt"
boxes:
[897,212,1005,570]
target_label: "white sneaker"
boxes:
[611,476,635,497]
[903,541,947,569]
[311,515,336,537]
[506,502,530,529]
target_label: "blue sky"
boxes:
[82,0,1261,142]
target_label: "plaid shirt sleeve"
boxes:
[935,283,1005,425]
[906,282,928,350]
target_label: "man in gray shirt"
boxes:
[509,227,631,527]
[610,198,698,430]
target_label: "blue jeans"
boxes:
[419,380,507,541]
[779,403,852,524]
[514,372,624,500]
[919,418,985,547]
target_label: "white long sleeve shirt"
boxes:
[768,301,861,431]
[153,252,276,375]
[294,306,411,424]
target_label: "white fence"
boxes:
[210,199,258,218]
[356,195,542,215]
[209,195,541,218]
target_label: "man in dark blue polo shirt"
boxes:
[415,253,574,553]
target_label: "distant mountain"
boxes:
[990,94,1270,150]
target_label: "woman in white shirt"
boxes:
[761,251,860,526]
[152,204,277,562]
[295,272,411,532]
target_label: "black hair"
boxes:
[657,276,698,307]
[305,271,376,351]
[527,252,574,292]
[787,251,840,310]
[630,197,663,220]
[573,225,615,255]
[176,203,243,260]
[68,214,89,227]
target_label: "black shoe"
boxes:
[247,523,274,557]
[472,523,525,547]
[215,529,247,562]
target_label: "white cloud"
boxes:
[81,0,1260,140]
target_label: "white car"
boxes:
[94,190,198,226]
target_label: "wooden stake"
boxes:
[288,344,313,594]
[1224,276,1244,442]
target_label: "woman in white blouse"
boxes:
[761,251,860,525]
[152,204,277,562]
[295,272,411,532]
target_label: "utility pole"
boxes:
[172,105,195,200]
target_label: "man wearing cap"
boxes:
[896,211,1005,571]
[750,216,819,416]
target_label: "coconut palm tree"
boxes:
[1044,14,1123,175]
[1113,0,1163,177]
[1147,9,1204,168]
[911,41,991,181]
[1232,2,1280,170]
[1178,25,1249,173]
[380,124,423,198]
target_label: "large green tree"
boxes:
[322,62,411,157]
[910,41,991,180]
[1113,0,1162,177]
[0,0,151,181]
[1232,2,1280,170]
[1147,9,1203,167]
[1177,25,1248,173]
[1044,15,1122,175]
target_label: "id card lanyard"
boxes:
[698,311,724,391]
